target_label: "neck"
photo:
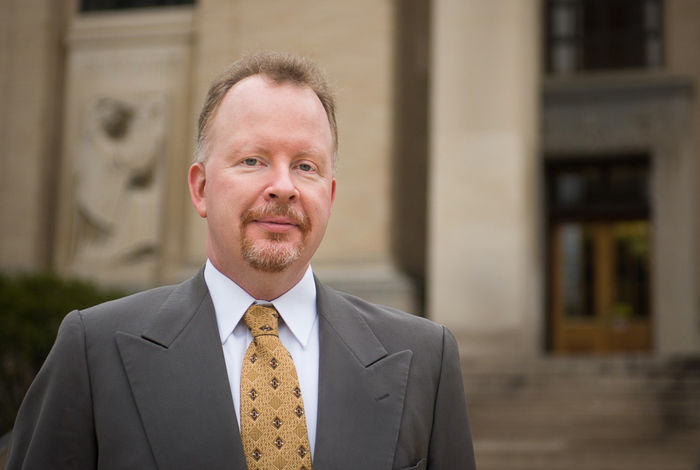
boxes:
[211,258,308,301]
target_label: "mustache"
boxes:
[241,202,311,234]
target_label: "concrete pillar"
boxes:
[428,0,542,356]
[662,0,700,353]
[0,0,67,271]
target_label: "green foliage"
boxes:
[0,272,125,434]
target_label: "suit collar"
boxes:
[140,267,210,348]
[117,270,246,469]
[314,277,388,367]
[313,278,412,469]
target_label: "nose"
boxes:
[265,167,299,202]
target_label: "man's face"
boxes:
[189,75,336,278]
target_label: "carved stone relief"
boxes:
[70,93,165,275]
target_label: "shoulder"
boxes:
[316,280,447,355]
[335,289,442,334]
[75,269,207,336]
[76,284,173,332]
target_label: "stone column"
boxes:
[0,0,67,270]
[662,0,700,353]
[428,0,542,356]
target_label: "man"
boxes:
[8,52,475,469]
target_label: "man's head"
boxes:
[188,53,337,298]
[194,52,338,169]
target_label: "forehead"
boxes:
[208,75,334,154]
[220,75,323,125]
[208,75,335,167]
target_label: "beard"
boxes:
[240,202,311,272]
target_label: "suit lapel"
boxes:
[313,280,412,469]
[115,271,246,469]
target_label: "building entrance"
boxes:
[546,156,651,353]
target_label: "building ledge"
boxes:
[543,71,694,103]
[67,5,194,47]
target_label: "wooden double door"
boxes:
[551,220,651,353]
[546,156,652,354]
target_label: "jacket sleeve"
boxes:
[427,327,476,469]
[7,310,97,470]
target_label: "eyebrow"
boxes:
[233,144,269,156]
[225,140,331,165]
[296,147,327,158]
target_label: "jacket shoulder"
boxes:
[318,281,446,353]
[336,290,441,332]
[77,270,206,337]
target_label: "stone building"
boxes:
[1,0,699,468]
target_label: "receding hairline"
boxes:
[200,74,336,164]
[194,52,338,167]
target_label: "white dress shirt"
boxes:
[204,259,320,457]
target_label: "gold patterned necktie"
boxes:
[240,304,313,470]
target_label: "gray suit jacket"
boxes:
[8,270,475,469]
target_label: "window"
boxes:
[80,0,194,12]
[546,0,663,74]
[546,156,650,219]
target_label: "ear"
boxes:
[188,162,207,218]
[330,178,337,207]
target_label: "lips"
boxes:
[254,217,298,233]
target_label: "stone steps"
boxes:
[461,356,700,470]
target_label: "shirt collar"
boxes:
[204,259,317,348]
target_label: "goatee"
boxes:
[240,202,311,272]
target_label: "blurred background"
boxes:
[1,0,699,468]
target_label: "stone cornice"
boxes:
[67,6,194,48]
[543,71,694,103]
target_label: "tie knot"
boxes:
[243,304,280,338]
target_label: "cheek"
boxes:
[208,177,245,210]
[206,186,244,229]
[309,193,334,228]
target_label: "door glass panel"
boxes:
[612,221,650,320]
[560,223,595,318]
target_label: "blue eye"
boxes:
[298,163,313,172]
[243,158,258,166]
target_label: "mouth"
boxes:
[253,217,299,233]
[242,203,311,235]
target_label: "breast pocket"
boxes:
[396,458,426,470]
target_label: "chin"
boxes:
[241,239,303,273]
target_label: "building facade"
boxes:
[1,0,698,359]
